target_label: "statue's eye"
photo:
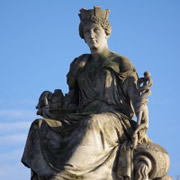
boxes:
[94,28,100,33]
[84,29,90,35]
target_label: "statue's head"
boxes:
[79,6,112,40]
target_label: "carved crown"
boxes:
[79,6,110,24]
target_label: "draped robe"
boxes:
[22,51,143,180]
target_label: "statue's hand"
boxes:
[131,72,152,149]
[132,106,149,149]
[132,126,147,149]
[41,105,56,119]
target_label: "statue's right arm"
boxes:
[63,55,88,111]
[63,90,78,112]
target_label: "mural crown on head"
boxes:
[79,6,110,24]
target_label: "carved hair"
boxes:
[78,6,112,39]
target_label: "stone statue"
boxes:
[22,6,171,180]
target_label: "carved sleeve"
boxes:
[120,57,153,146]
[63,54,88,110]
[118,56,139,116]
[63,58,79,110]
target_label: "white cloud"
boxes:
[0,121,31,133]
[0,109,36,119]
[0,162,30,180]
[0,149,23,163]
[0,133,28,145]
[0,99,36,106]
[18,99,36,105]
[0,149,28,180]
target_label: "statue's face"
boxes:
[83,22,108,50]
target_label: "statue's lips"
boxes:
[89,39,97,44]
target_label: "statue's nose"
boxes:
[90,30,95,39]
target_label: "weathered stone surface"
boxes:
[22,6,171,180]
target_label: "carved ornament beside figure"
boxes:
[22,6,172,180]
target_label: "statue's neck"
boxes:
[90,46,110,61]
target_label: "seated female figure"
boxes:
[22,6,171,180]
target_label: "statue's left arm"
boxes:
[120,57,152,149]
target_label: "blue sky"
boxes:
[0,0,180,179]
